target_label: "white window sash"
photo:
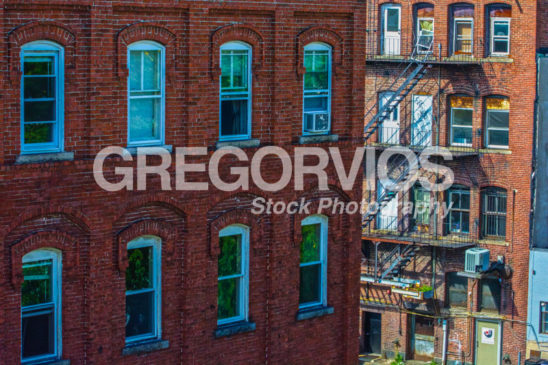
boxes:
[219,43,252,141]
[490,18,510,56]
[453,18,474,55]
[450,107,474,146]
[20,42,64,154]
[486,109,509,148]
[416,17,434,53]
[299,216,328,309]
[125,236,162,344]
[127,42,165,147]
[217,225,249,325]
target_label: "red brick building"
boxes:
[360,0,536,364]
[0,1,366,364]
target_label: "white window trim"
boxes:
[299,215,328,309]
[217,224,250,325]
[125,236,162,344]
[453,18,474,56]
[302,42,332,136]
[380,3,402,55]
[485,108,509,149]
[450,105,474,147]
[21,249,62,364]
[490,17,511,57]
[127,41,166,147]
[219,41,252,141]
[416,17,434,54]
[20,41,64,154]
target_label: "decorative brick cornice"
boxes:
[210,23,265,80]
[9,231,79,289]
[116,219,178,272]
[296,26,345,77]
[7,20,77,83]
[116,22,177,78]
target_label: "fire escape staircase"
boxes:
[379,244,420,280]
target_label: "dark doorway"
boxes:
[361,311,382,354]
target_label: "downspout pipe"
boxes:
[442,319,448,365]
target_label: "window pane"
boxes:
[126,291,154,338]
[24,56,54,75]
[488,111,509,129]
[24,77,55,99]
[221,99,248,136]
[304,62,328,91]
[305,113,314,131]
[315,113,329,131]
[493,40,509,54]
[126,247,152,291]
[218,234,242,277]
[494,22,509,36]
[446,272,468,307]
[386,9,400,32]
[218,277,240,320]
[299,264,321,304]
[129,51,142,91]
[481,279,501,311]
[143,50,160,91]
[129,98,161,142]
[453,109,473,126]
[22,311,54,358]
[450,211,462,232]
[221,50,248,92]
[300,223,321,263]
[452,127,473,145]
[22,260,53,306]
[451,192,461,209]
[461,192,470,209]
[304,96,328,112]
[24,122,55,144]
[24,100,55,122]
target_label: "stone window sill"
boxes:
[296,305,334,321]
[216,139,260,149]
[125,145,173,156]
[35,360,70,365]
[16,151,74,164]
[122,339,169,356]
[214,321,256,338]
[299,134,338,144]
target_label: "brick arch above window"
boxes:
[7,21,76,83]
[210,24,265,80]
[116,22,177,78]
[297,26,345,76]
[116,219,178,272]
[9,231,79,289]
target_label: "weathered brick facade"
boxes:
[360,0,536,364]
[0,1,366,364]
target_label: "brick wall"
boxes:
[0,1,366,364]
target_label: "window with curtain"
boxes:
[485,97,509,148]
[481,187,507,239]
[128,41,164,146]
[21,41,64,153]
[450,96,474,146]
[451,4,474,55]
[446,186,470,234]
[218,225,249,325]
[299,215,328,308]
[220,42,252,140]
[21,249,61,363]
[488,5,511,56]
[303,43,331,134]
[125,236,161,343]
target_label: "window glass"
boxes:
[446,272,468,307]
[541,302,548,334]
[299,217,327,308]
[481,188,507,238]
[303,45,331,134]
[446,187,470,234]
[486,98,509,147]
[386,8,400,31]
[480,278,501,312]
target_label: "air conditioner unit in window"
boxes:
[464,248,490,273]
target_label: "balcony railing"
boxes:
[362,213,479,248]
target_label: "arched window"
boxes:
[299,215,328,308]
[21,249,62,363]
[487,4,511,56]
[127,41,165,146]
[303,43,332,135]
[125,236,162,343]
[21,41,64,154]
[481,187,507,239]
[414,3,435,53]
[217,225,249,325]
[485,96,509,148]
[450,3,475,55]
[219,41,252,141]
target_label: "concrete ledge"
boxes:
[214,321,256,338]
[122,339,169,356]
[16,151,74,164]
[125,145,173,156]
[296,306,334,321]
[215,139,260,149]
[42,360,70,365]
[299,134,338,144]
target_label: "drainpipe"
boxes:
[442,319,448,365]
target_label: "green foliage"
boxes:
[419,285,434,292]
[428,360,439,365]
[126,247,151,291]
[21,261,52,307]
[390,352,405,365]
[218,235,242,277]
[304,51,329,90]
[300,224,320,263]
[218,278,238,319]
